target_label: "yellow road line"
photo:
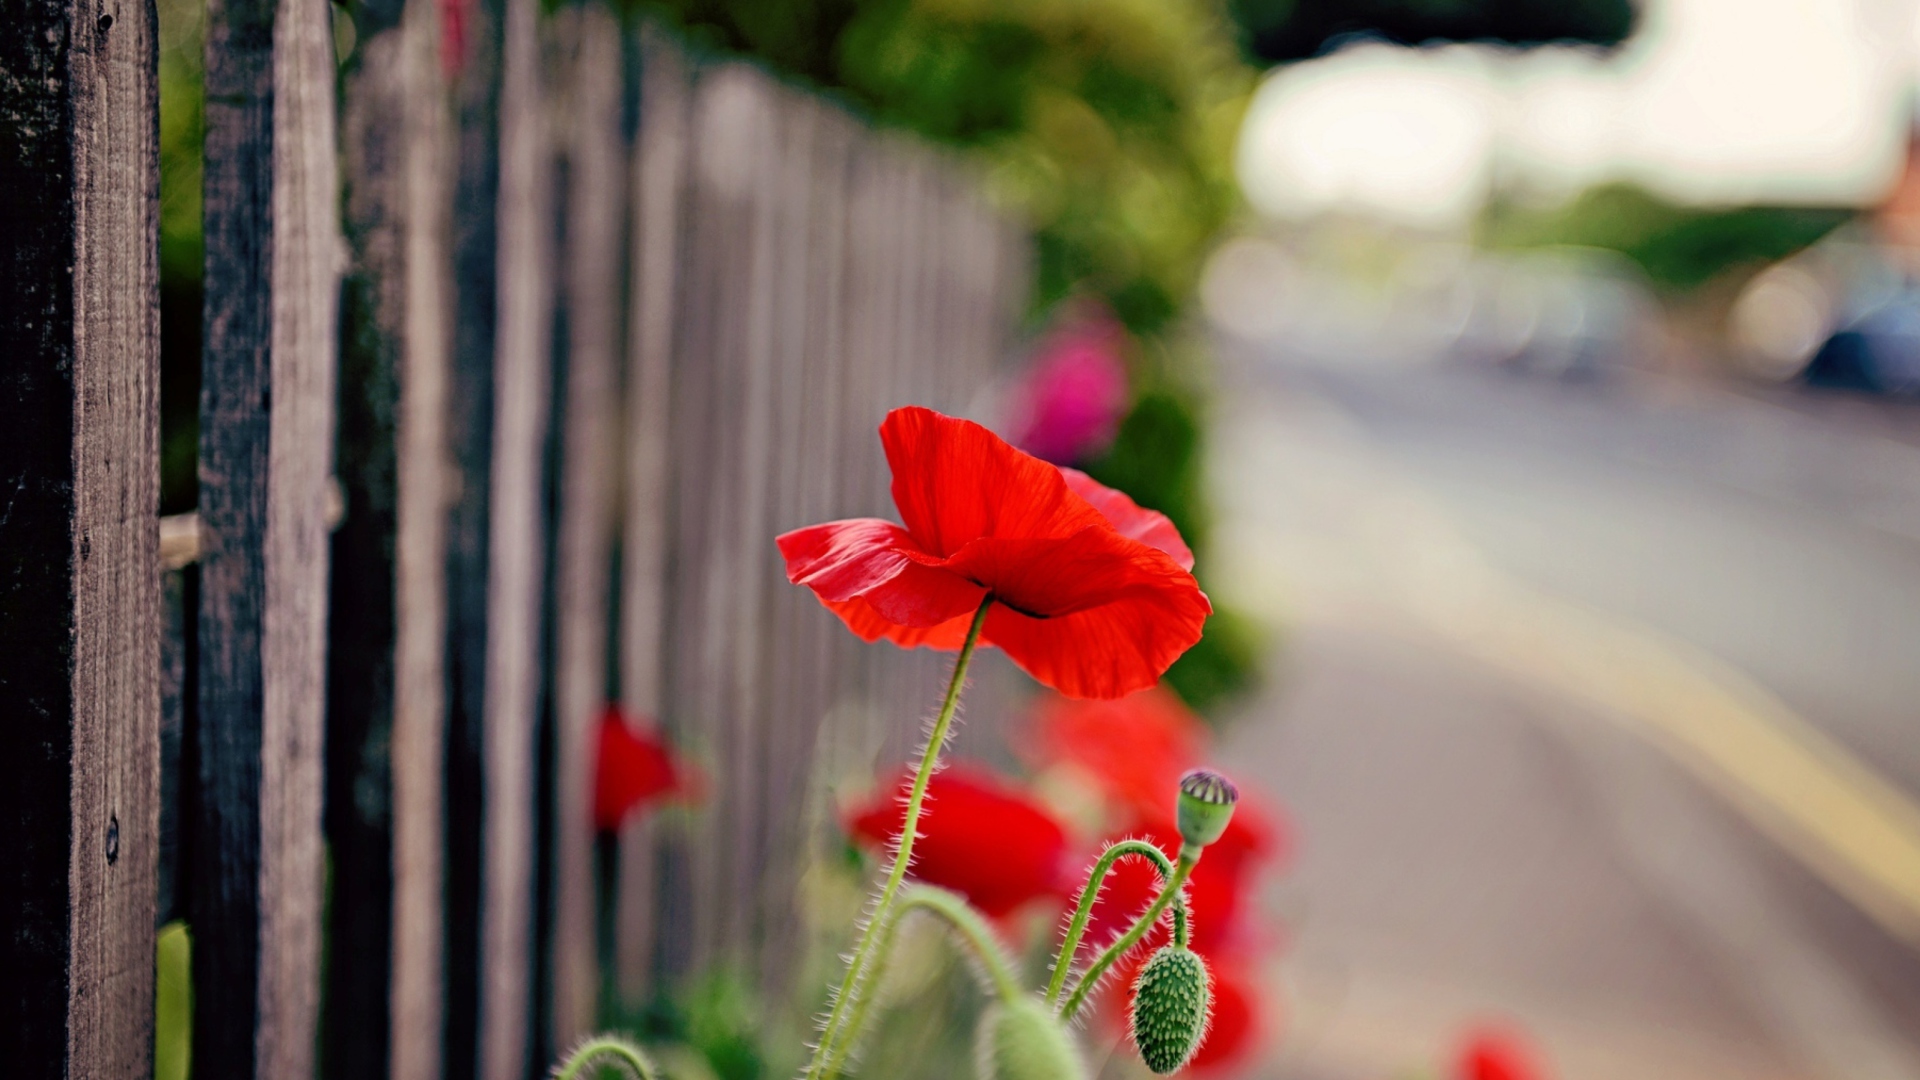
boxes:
[1449,584,1920,948]
[1217,410,1920,950]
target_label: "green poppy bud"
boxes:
[975,996,1087,1080]
[1176,768,1238,849]
[1129,946,1212,1074]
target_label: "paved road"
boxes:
[1209,352,1920,1080]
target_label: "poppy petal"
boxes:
[1059,468,1195,571]
[948,530,1209,699]
[778,518,987,628]
[881,406,1107,557]
[819,595,980,649]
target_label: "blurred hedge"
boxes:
[645,0,1256,337]
[1480,183,1854,293]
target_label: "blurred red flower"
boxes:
[1005,307,1130,466]
[1083,805,1283,958]
[1454,1027,1551,1080]
[1025,686,1208,819]
[778,406,1209,699]
[845,763,1070,918]
[593,707,695,831]
[439,0,468,77]
[1188,961,1262,1073]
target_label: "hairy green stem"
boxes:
[552,1034,659,1080]
[1058,850,1199,1022]
[823,888,1020,1079]
[1044,840,1186,1007]
[806,598,993,1080]
[867,886,1023,1019]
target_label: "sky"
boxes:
[1236,0,1920,227]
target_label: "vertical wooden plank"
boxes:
[443,0,507,1072]
[0,0,161,1071]
[329,0,454,1073]
[754,89,854,998]
[194,0,337,1069]
[480,0,553,1070]
[721,66,779,978]
[652,55,722,987]
[549,0,624,1046]
[615,26,690,1004]
[387,0,453,1068]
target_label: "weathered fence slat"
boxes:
[615,27,691,1003]
[0,0,161,1072]
[480,0,555,1071]
[328,0,454,1073]
[387,0,455,1070]
[193,0,338,1072]
[443,0,510,1074]
[549,1,626,1046]
[8,14,1028,1075]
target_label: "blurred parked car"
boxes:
[1729,222,1920,395]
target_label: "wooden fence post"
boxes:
[479,0,554,1072]
[328,0,453,1073]
[548,0,625,1047]
[0,0,162,1073]
[615,25,690,1005]
[194,0,339,1072]
[441,0,509,1073]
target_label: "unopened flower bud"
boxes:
[1130,946,1212,1074]
[975,996,1087,1080]
[1176,768,1238,849]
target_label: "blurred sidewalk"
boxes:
[1209,356,1920,1079]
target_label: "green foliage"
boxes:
[1085,392,1263,711]
[1480,183,1853,292]
[637,0,1253,335]
[158,0,206,512]
[156,921,193,1080]
[1083,391,1207,554]
[624,975,767,1080]
[1129,946,1210,1074]
[1164,607,1263,713]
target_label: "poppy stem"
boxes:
[1058,849,1200,1023]
[1044,839,1186,1008]
[551,1034,660,1080]
[808,597,994,1080]
[867,886,1024,1014]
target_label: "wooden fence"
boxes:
[0,0,1029,1075]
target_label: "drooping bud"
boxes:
[1176,768,1238,849]
[975,996,1088,1080]
[1129,946,1212,1074]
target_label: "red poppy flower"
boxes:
[593,707,695,831]
[1454,1027,1551,1080]
[1025,687,1208,818]
[845,763,1070,919]
[778,406,1209,699]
